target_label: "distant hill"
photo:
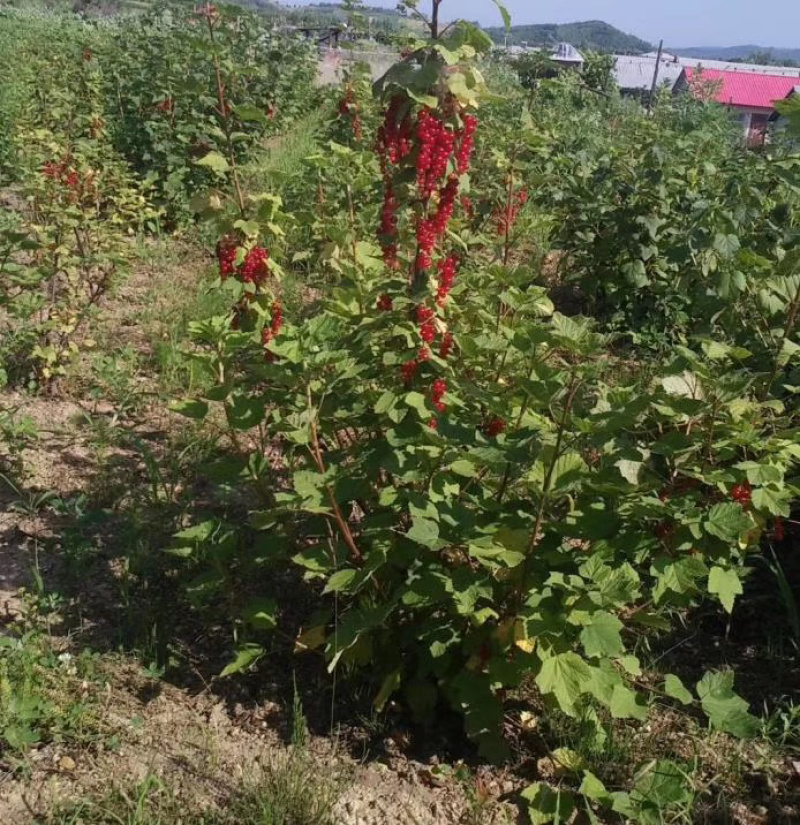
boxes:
[484,20,652,54]
[254,2,414,31]
[674,45,800,64]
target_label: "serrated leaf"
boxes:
[705,503,751,541]
[632,759,692,807]
[696,671,759,738]
[615,458,642,484]
[220,644,264,677]
[536,652,591,715]
[708,566,743,613]
[195,151,230,175]
[225,393,265,431]
[233,103,267,123]
[374,391,397,414]
[450,459,477,477]
[174,521,217,543]
[169,398,208,420]
[609,684,647,720]
[521,782,574,825]
[242,597,278,631]
[580,611,624,658]
[664,674,693,705]
[323,569,357,594]
[406,517,439,548]
[579,771,610,803]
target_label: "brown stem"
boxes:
[207,17,247,219]
[430,0,442,39]
[526,372,580,554]
[346,184,358,269]
[761,278,800,401]
[497,354,538,504]
[513,371,580,607]
[307,388,364,565]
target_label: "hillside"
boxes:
[485,20,652,54]
[674,44,800,64]
[253,1,413,31]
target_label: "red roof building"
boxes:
[677,67,799,145]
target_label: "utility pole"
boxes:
[647,39,664,114]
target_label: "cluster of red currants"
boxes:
[43,161,77,186]
[436,256,458,306]
[240,247,269,285]
[216,238,271,287]
[156,97,175,116]
[376,96,477,275]
[730,483,752,506]
[494,188,529,236]
[376,95,413,172]
[42,161,93,204]
[456,114,477,174]
[482,417,506,438]
[260,300,283,348]
[338,87,363,140]
[375,94,483,430]
[415,176,459,272]
[379,185,399,268]
[415,109,456,199]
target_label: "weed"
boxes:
[0,628,104,767]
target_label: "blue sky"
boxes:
[283,1,800,48]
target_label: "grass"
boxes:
[42,762,342,825]
[0,626,106,770]
[40,693,345,825]
[240,112,325,197]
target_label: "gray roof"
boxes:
[613,55,683,92]
[552,42,584,63]
[676,56,800,78]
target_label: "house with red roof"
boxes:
[675,67,800,146]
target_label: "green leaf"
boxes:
[232,103,267,123]
[708,566,743,613]
[489,0,512,32]
[632,759,691,808]
[174,521,217,543]
[713,233,741,258]
[242,598,278,631]
[404,391,430,418]
[323,569,358,594]
[536,652,591,715]
[696,671,759,738]
[579,771,610,803]
[220,644,264,677]
[752,486,791,517]
[406,517,439,549]
[450,459,477,478]
[664,674,693,705]
[195,151,230,175]
[374,391,397,414]
[169,398,209,420]
[705,503,751,541]
[225,393,265,431]
[521,782,574,825]
[609,684,647,720]
[580,611,624,658]
[373,669,401,711]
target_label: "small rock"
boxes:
[58,756,76,772]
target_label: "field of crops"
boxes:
[1,2,799,823]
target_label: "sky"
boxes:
[283,1,800,49]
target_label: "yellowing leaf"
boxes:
[294,625,326,654]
